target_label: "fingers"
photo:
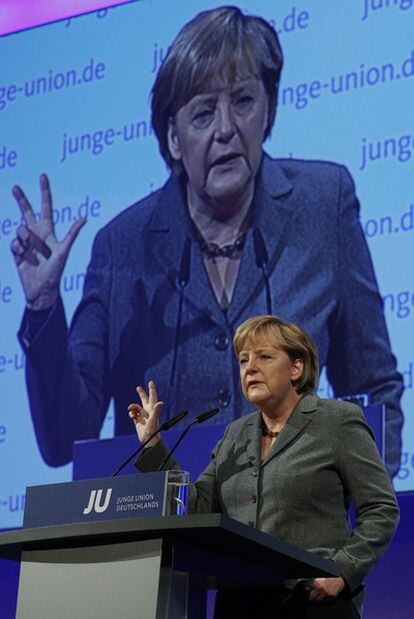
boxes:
[133,382,163,422]
[153,401,164,416]
[11,225,51,266]
[12,175,84,265]
[309,579,328,603]
[12,173,54,230]
[18,225,51,259]
[12,185,37,227]
[148,380,158,405]
[61,217,86,254]
[10,238,26,266]
[136,385,149,407]
[308,577,344,603]
[308,588,326,603]
[128,403,149,425]
[11,230,40,266]
[136,382,163,409]
[39,173,53,221]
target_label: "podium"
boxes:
[0,513,341,619]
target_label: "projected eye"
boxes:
[192,107,215,129]
[233,95,254,112]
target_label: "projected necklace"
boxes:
[195,228,247,259]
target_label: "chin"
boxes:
[207,169,251,199]
[246,393,265,407]
[209,183,248,205]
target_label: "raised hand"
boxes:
[128,381,164,446]
[10,173,86,310]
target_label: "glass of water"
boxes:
[166,470,189,516]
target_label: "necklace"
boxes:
[196,230,247,259]
[261,420,281,438]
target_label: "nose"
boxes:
[242,355,258,376]
[214,100,236,143]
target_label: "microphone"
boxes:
[253,226,268,268]
[161,409,189,430]
[178,238,191,288]
[111,410,188,477]
[157,408,220,471]
[193,408,220,424]
[166,239,192,420]
[253,227,272,315]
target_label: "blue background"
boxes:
[0,0,414,531]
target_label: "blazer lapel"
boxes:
[147,175,226,327]
[243,412,263,468]
[262,394,318,465]
[228,155,294,326]
[147,155,295,329]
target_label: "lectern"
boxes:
[0,511,340,619]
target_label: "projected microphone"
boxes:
[111,410,188,477]
[166,239,192,420]
[157,408,220,471]
[253,227,272,315]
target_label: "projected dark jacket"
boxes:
[19,154,404,474]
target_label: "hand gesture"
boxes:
[128,381,164,446]
[10,173,86,310]
[308,577,346,603]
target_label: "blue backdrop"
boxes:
[0,0,413,530]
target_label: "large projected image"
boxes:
[0,1,413,530]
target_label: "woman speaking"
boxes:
[129,315,398,619]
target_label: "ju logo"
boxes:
[83,488,113,515]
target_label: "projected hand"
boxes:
[128,381,164,446]
[10,173,86,310]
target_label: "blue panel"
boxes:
[23,472,167,527]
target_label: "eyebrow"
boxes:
[231,82,257,95]
[238,347,274,357]
[188,95,217,108]
[190,79,259,105]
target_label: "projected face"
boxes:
[168,77,268,215]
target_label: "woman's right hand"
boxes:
[128,381,164,446]
[10,173,86,310]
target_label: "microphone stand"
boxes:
[253,227,273,315]
[111,410,188,476]
[166,239,192,419]
[157,408,219,471]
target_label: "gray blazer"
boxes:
[139,394,399,614]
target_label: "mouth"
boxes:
[247,381,263,389]
[211,153,243,168]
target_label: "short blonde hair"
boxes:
[234,315,319,394]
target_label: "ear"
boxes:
[290,359,304,383]
[167,119,182,162]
